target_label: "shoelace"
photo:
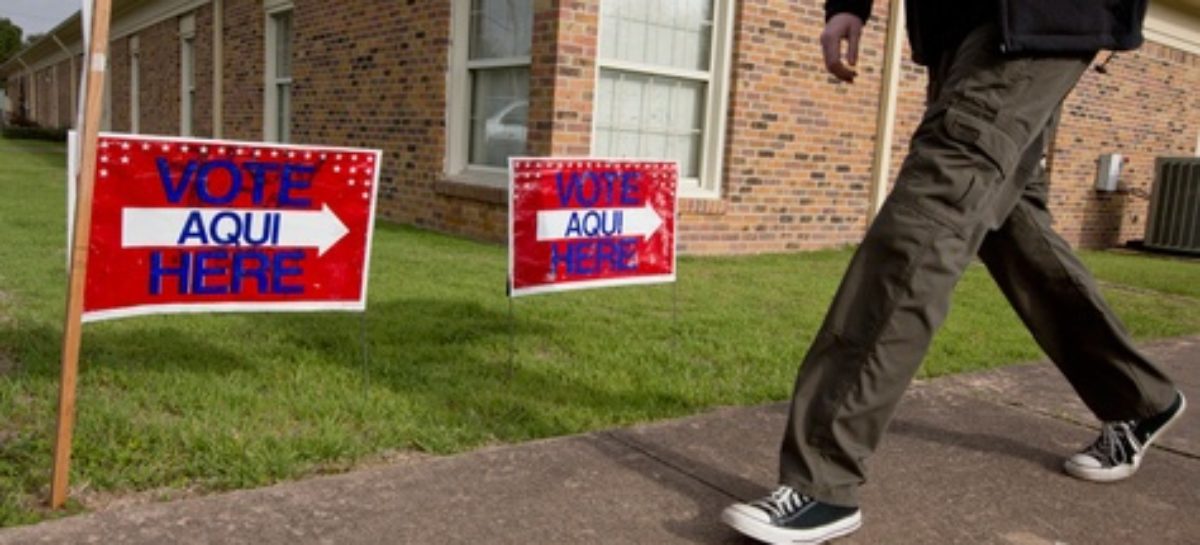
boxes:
[1084,421,1142,466]
[751,486,811,520]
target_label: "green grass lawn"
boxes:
[1,137,1199,527]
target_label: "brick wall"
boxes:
[1049,43,1200,248]
[192,4,215,137]
[110,38,131,132]
[676,0,893,254]
[527,0,598,157]
[135,18,182,136]
[222,0,263,140]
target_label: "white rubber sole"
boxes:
[1064,393,1187,483]
[721,504,863,545]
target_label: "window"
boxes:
[180,15,196,136]
[265,5,294,142]
[594,0,734,197]
[448,0,533,182]
[130,36,140,133]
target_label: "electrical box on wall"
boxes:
[1095,153,1123,192]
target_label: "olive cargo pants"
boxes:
[778,25,1178,508]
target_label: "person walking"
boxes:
[721,1,1188,543]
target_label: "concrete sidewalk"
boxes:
[3,337,1197,545]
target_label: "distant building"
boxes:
[4,0,1199,252]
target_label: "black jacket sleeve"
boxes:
[825,0,873,23]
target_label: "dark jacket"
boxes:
[825,0,1150,65]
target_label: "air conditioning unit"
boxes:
[1144,158,1200,255]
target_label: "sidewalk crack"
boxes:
[597,431,742,501]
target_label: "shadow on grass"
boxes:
[251,297,697,444]
[3,296,694,450]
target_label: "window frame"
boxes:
[446,0,534,188]
[591,0,736,199]
[179,14,196,136]
[263,1,295,143]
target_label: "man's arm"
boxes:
[822,0,872,83]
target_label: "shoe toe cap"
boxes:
[1066,453,1102,470]
[722,503,772,525]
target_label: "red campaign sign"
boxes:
[81,134,382,322]
[508,158,678,297]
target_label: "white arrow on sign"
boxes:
[121,204,349,256]
[536,204,664,242]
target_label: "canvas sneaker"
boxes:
[1064,391,1187,482]
[721,485,862,544]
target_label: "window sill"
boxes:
[435,171,508,205]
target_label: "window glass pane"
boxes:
[470,0,533,60]
[469,67,529,167]
[274,11,293,78]
[594,68,704,177]
[278,83,291,142]
[601,0,713,71]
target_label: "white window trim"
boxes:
[445,0,532,188]
[130,36,140,133]
[264,2,295,143]
[179,14,196,136]
[591,0,735,200]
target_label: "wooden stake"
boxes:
[51,0,113,510]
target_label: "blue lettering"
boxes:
[195,160,242,205]
[279,165,315,207]
[209,212,243,246]
[620,171,642,205]
[177,211,209,245]
[550,242,571,278]
[243,213,277,246]
[191,250,229,295]
[271,250,306,294]
[616,238,639,271]
[242,162,280,205]
[230,251,270,294]
[156,158,197,204]
[564,212,583,238]
[555,172,575,207]
[546,239,641,277]
[149,252,191,295]
[577,172,601,207]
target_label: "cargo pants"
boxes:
[778,24,1179,508]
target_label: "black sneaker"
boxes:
[721,485,862,544]
[1064,391,1187,482]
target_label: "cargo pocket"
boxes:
[941,103,1021,213]
[944,102,1021,177]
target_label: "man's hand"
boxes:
[820,13,864,83]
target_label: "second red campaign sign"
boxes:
[509,158,679,297]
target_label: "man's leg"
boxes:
[777,26,1094,508]
[977,147,1178,424]
[976,131,1184,483]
